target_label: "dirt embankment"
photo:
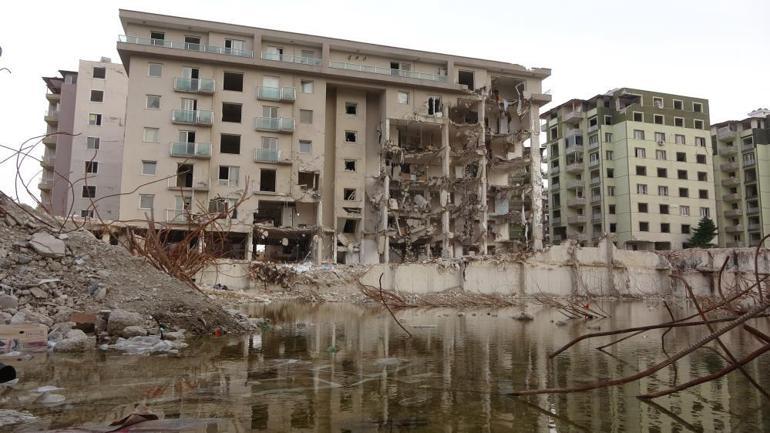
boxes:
[0,194,247,336]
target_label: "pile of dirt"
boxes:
[0,193,247,338]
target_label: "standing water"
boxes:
[2,301,769,432]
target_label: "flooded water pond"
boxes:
[2,301,769,432]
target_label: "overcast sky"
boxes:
[1,0,768,205]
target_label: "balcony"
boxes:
[720,162,739,171]
[748,223,761,231]
[716,126,738,142]
[550,166,560,175]
[262,51,322,66]
[744,158,756,168]
[567,197,586,208]
[254,148,288,163]
[566,180,583,190]
[46,92,60,103]
[42,134,57,147]
[567,215,587,225]
[743,141,756,151]
[723,192,741,202]
[171,110,213,126]
[725,209,743,218]
[38,176,53,190]
[173,77,215,94]
[590,177,601,185]
[165,209,202,224]
[566,161,584,174]
[591,214,602,222]
[255,117,295,133]
[565,143,584,154]
[44,110,59,124]
[718,146,738,157]
[40,154,55,168]
[551,217,561,226]
[328,61,448,83]
[590,195,601,203]
[562,109,582,125]
[726,242,740,248]
[170,142,211,159]
[725,224,744,233]
[257,86,296,102]
[588,140,600,149]
[721,177,740,187]
[589,159,600,168]
[747,204,760,215]
[167,177,209,191]
[119,35,255,58]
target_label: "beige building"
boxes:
[41,59,127,219]
[712,108,770,247]
[115,9,550,264]
[543,89,716,250]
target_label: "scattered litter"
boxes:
[0,409,36,427]
[100,335,187,355]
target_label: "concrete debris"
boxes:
[0,410,36,428]
[106,309,145,335]
[28,232,66,258]
[101,335,188,355]
[52,329,91,353]
[121,325,148,338]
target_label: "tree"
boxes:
[689,216,717,248]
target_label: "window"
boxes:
[657,167,667,178]
[299,140,312,153]
[653,97,663,108]
[345,131,357,143]
[82,186,96,198]
[681,224,690,234]
[141,160,156,175]
[300,109,313,124]
[658,186,669,196]
[606,168,614,178]
[676,152,686,162]
[635,147,646,158]
[680,206,690,216]
[458,70,474,89]
[427,96,442,115]
[261,136,278,156]
[143,127,159,143]
[80,210,94,218]
[220,134,241,154]
[604,115,612,125]
[699,189,709,199]
[150,31,165,43]
[633,130,645,140]
[148,63,162,77]
[677,169,687,180]
[604,132,613,142]
[588,117,598,128]
[344,160,356,172]
[695,137,706,147]
[301,80,314,94]
[633,112,643,122]
[698,172,708,182]
[146,95,160,109]
[693,102,703,113]
[224,38,244,55]
[90,90,104,102]
[654,132,665,143]
[694,119,704,129]
[637,184,648,194]
[700,207,710,218]
[654,114,664,125]
[610,223,616,232]
[342,219,357,234]
[89,113,102,126]
[661,223,670,233]
[638,203,648,213]
[636,165,647,176]
[93,67,106,79]
[86,136,100,149]
[696,154,706,164]
[609,205,616,214]
[259,169,276,192]
[222,103,242,123]
[673,100,683,110]
[398,91,409,104]
[550,127,558,140]
[674,117,684,127]
[607,186,615,196]
[343,188,357,201]
[139,194,154,209]
[85,161,98,174]
[606,151,613,160]
[639,222,649,232]
[656,149,666,160]
[345,102,357,115]
[218,165,240,186]
[673,134,685,145]
[223,72,244,92]
[679,187,689,198]
[660,204,669,214]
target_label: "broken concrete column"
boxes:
[381,118,391,264]
[478,96,488,254]
[245,230,253,261]
[441,122,451,257]
[529,100,544,251]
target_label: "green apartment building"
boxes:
[712,109,770,247]
[543,88,715,251]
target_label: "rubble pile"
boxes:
[0,193,246,353]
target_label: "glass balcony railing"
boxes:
[171,110,213,126]
[254,148,281,162]
[328,61,448,82]
[254,117,295,133]
[119,35,254,58]
[170,142,211,158]
[256,86,296,102]
[173,77,215,94]
[261,52,322,66]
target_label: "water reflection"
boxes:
[3,301,769,432]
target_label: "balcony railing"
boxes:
[725,224,744,233]
[42,135,57,146]
[254,148,281,162]
[170,142,211,159]
[261,51,322,66]
[562,109,582,125]
[165,208,202,224]
[744,158,756,168]
[38,176,53,190]
[257,86,296,102]
[166,177,209,191]
[747,206,760,215]
[589,159,600,167]
[566,161,584,173]
[720,162,739,171]
[748,223,761,231]
[723,192,741,202]
[725,209,743,218]
[566,180,582,190]
[550,166,560,175]
[41,154,55,168]
[173,77,215,94]
[567,198,586,207]
[254,117,295,133]
[567,215,587,224]
[328,61,448,83]
[119,35,254,58]
[716,126,738,142]
[721,177,740,187]
[171,110,213,126]
[718,146,738,157]
[44,110,59,123]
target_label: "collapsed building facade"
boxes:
[115,9,550,264]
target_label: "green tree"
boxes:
[689,216,717,248]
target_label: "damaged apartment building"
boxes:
[115,9,550,264]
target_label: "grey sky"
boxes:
[1,0,768,205]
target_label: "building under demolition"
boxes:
[114,10,550,264]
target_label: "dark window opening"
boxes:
[342,219,357,234]
[345,102,357,115]
[260,169,276,192]
[177,164,193,187]
[344,160,356,171]
[222,103,242,123]
[345,131,357,142]
[678,170,687,180]
[220,134,241,154]
[458,70,474,89]
[676,152,686,162]
[343,188,356,200]
[223,72,244,92]
[90,90,104,102]
[298,171,319,191]
[82,186,96,198]
[661,223,670,233]
[93,67,106,79]
[660,204,669,214]
[639,222,649,232]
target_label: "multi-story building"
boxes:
[543,88,715,250]
[115,9,550,264]
[712,108,770,247]
[40,58,127,219]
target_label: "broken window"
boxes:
[218,165,239,187]
[427,96,442,116]
[93,67,106,79]
[87,136,100,149]
[398,91,409,104]
[223,72,244,91]
[299,140,312,153]
[260,169,276,192]
[85,161,98,174]
[89,113,102,126]
[345,131,357,143]
[345,102,357,115]
[222,103,242,123]
[150,31,165,44]
[343,188,357,201]
[220,134,241,154]
[298,171,318,191]
[693,102,703,113]
[344,160,356,172]
[342,219,357,233]
[82,185,96,198]
[654,114,664,125]
[694,119,704,129]
[458,70,474,89]
[90,90,104,102]
[633,112,643,122]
